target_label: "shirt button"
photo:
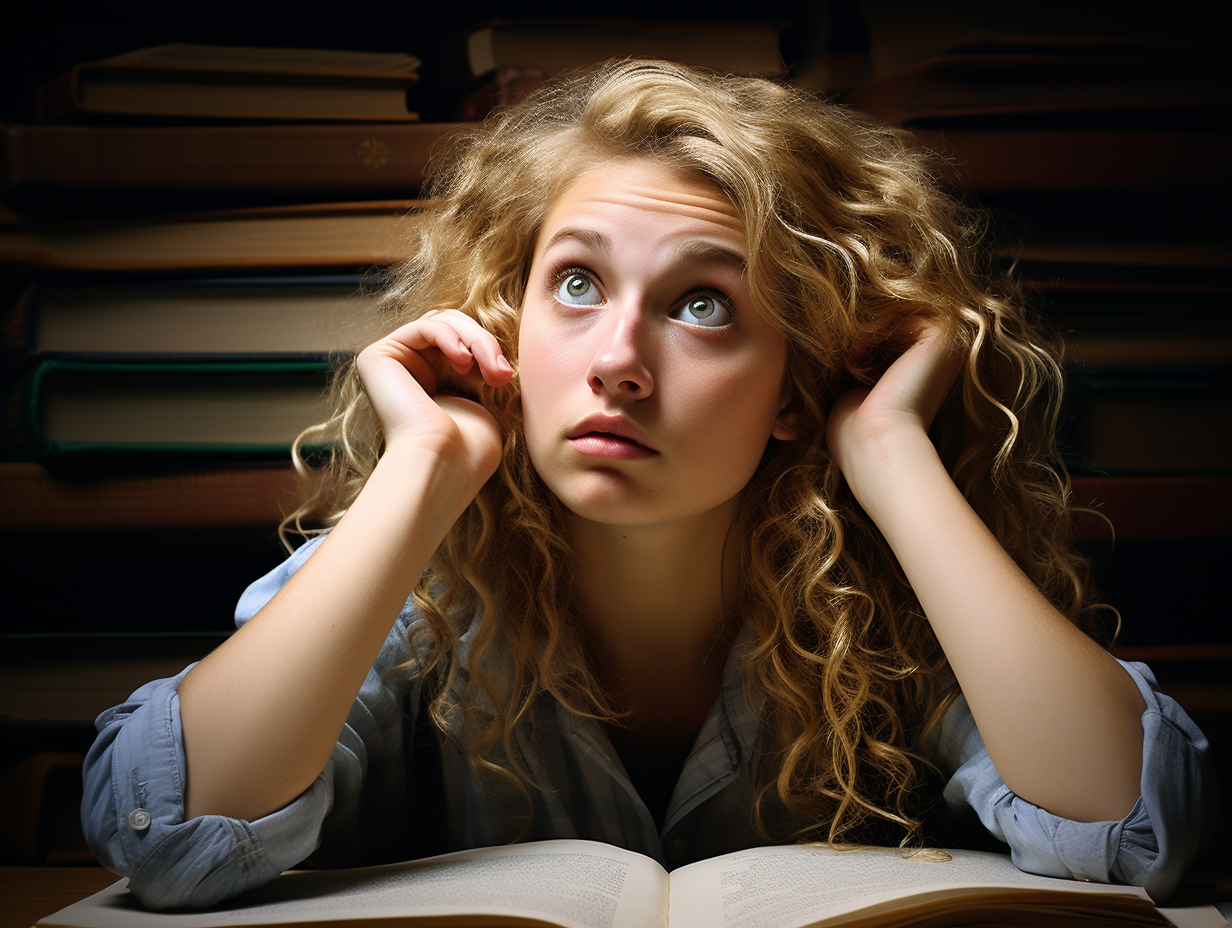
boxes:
[128,808,151,831]
[667,839,687,860]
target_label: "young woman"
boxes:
[82,60,1214,909]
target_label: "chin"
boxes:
[556,489,664,528]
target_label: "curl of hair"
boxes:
[280,59,1115,848]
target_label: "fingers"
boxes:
[912,318,964,408]
[361,310,513,403]
[891,314,953,360]
[396,310,513,390]
[884,315,963,417]
[356,310,514,456]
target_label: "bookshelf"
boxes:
[2,0,1228,890]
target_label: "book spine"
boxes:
[1,281,35,361]
[909,129,1232,193]
[1062,373,1232,475]
[0,202,424,271]
[31,67,83,124]
[2,123,465,201]
[10,271,376,363]
[2,359,332,462]
[1,365,52,460]
[0,461,298,528]
[1071,474,1232,539]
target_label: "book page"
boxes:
[40,840,668,928]
[666,845,1153,928]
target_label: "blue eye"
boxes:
[555,272,602,305]
[672,294,732,327]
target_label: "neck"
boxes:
[567,500,743,721]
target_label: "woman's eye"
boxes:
[671,294,733,327]
[555,272,602,305]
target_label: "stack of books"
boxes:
[844,35,1231,478]
[842,33,1232,652]
[420,19,785,120]
[0,44,462,529]
[1,25,790,517]
[0,44,469,740]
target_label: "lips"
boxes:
[566,413,658,459]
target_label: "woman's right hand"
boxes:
[180,311,513,826]
[356,310,514,483]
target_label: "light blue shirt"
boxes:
[82,535,1217,909]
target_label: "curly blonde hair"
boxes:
[282,59,1113,848]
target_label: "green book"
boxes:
[3,359,333,460]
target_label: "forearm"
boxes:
[854,431,1145,823]
[179,443,479,822]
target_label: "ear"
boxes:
[771,409,799,441]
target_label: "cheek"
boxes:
[682,363,785,462]
[517,310,569,441]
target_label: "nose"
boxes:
[585,303,653,399]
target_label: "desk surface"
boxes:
[0,867,117,928]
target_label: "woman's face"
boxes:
[518,157,794,532]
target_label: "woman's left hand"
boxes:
[826,316,963,504]
[829,316,1149,825]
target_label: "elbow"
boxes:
[81,735,276,909]
[121,818,274,909]
[1113,726,1220,903]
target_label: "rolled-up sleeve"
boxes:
[80,534,419,909]
[932,659,1217,901]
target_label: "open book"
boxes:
[40,838,1173,928]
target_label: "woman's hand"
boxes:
[828,316,1146,823]
[356,310,514,483]
[826,316,963,506]
[181,311,514,824]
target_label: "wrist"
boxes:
[372,438,495,515]
[838,423,940,513]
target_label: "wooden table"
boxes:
[0,867,119,928]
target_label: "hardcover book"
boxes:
[1,122,469,211]
[5,275,383,362]
[34,44,421,123]
[0,201,424,271]
[4,360,333,460]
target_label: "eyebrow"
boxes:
[541,227,747,272]
[675,240,746,272]
[541,228,610,256]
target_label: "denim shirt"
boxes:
[82,535,1216,909]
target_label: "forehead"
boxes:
[536,157,746,256]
